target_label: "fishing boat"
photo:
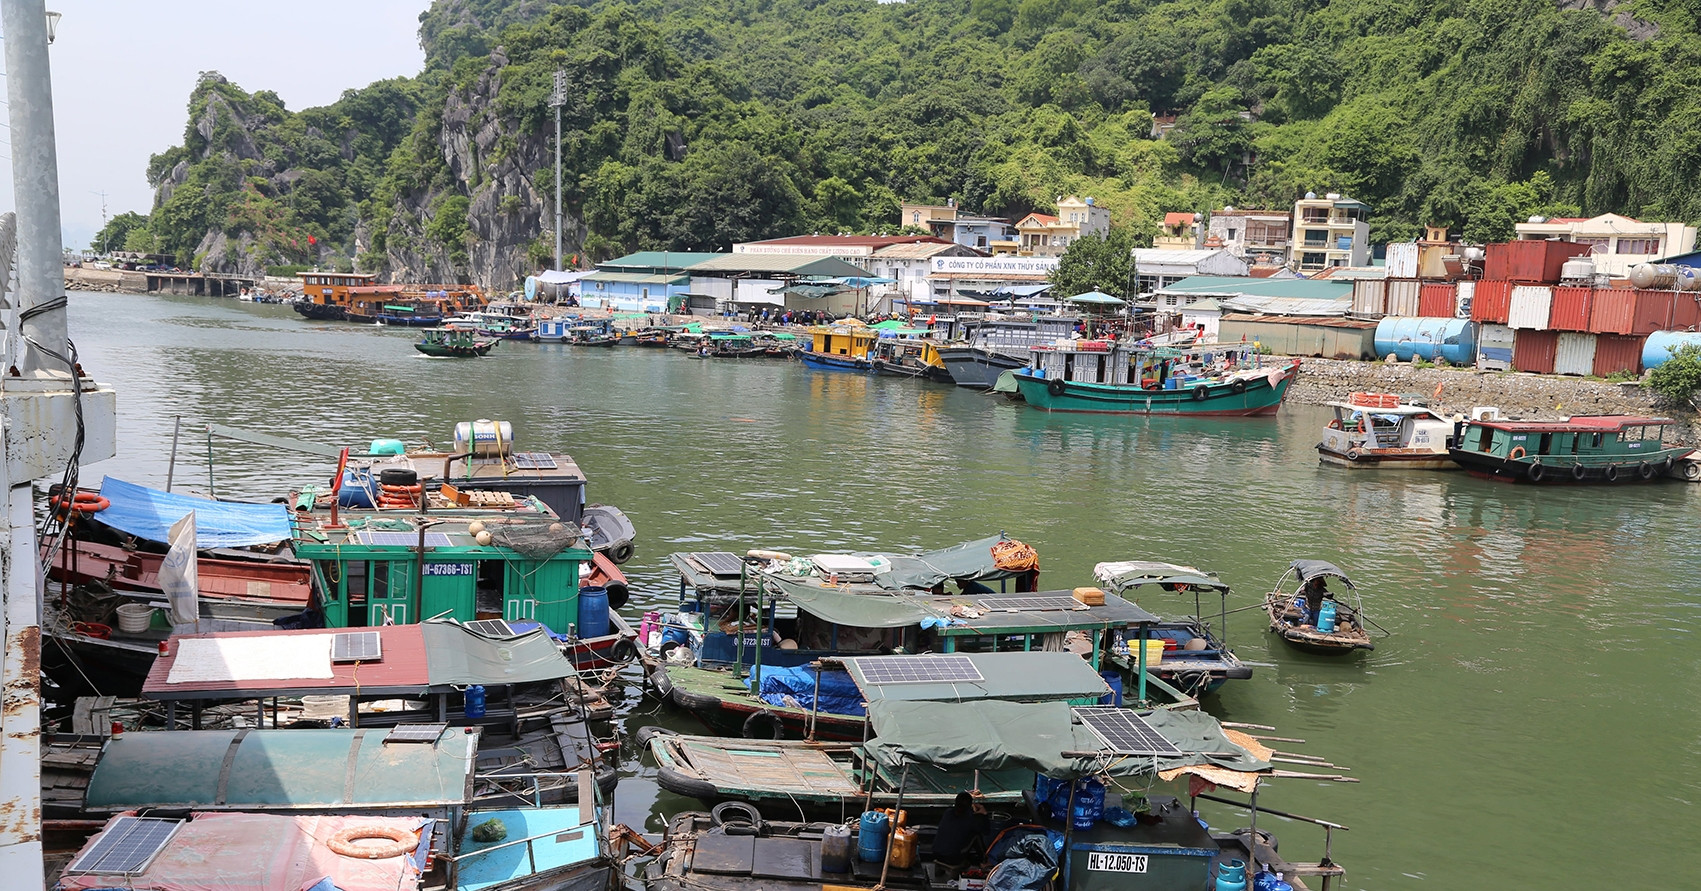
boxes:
[416,326,498,357]
[646,699,1352,891]
[535,317,575,342]
[566,324,620,346]
[1317,392,1460,469]
[1093,561,1253,698]
[796,320,876,371]
[1447,411,1691,483]
[1263,560,1377,655]
[295,273,485,326]
[755,330,801,356]
[701,332,766,357]
[1015,341,1299,415]
[870,335,952,381]
[934,315,1081,388]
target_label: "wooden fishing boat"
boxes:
[797,320,875,371]
[1015,341,1299,416]
[567,324,620,346]
[1263,560,1376,655]
[1093,561,1254,698]
[1317,392,1461,469]
[416,326,497,357]
[755,330,801,356]
[1447,412,1691,483]
[646,700,1352,891]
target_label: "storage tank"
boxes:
[454,419,516,457]
[1559,257,1594,283]
[1642,332,1701,370]
[1628,264,1701,291]
[1374,317,1478,365]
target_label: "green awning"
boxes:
[421,622,576,685]
[383,304,416,312]
[870,319,908,330]
[708,333,753,342]
[877,534,1024,590]
[846,651,1110,703]
[766,332,798,340]
[760,574,934,627]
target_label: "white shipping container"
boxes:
[1352,279,1387,315]
[1386,279,1421,317]
[1554,332,1597,376]
[1508,285,1553,330]
[1455,281,1475,319]
[1386,242,1420,279]
[1477,323,1514,371]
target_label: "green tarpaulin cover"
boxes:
[421,621,577,685]
[866,700,1270,779]
[760,574,934,628]
[876,533,1020,590]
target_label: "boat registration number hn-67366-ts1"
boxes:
[1086,853,1148,873]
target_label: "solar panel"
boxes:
[465,618,517,638]
[385,722,450,744]
[511,452,558,470]
[978,595,1090,612]
[331,631,383,663]
[850,655,984,685]
[1074,707,1183,757]
[358,530,455,547]
[66,816,183,875]
[689,552,744,577]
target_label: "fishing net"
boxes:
[488,520,582,560]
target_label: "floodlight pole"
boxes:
[550,69,566,272]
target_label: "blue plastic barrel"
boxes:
[576,586,611,639]
[857,811,890,863]
[464,685,486,719]
[1373,317,1477,364]
[1318,600,1338,634]
[1098,670,1124,707]
[1642,331,1701,370]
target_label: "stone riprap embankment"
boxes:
[1282,356,1701,444]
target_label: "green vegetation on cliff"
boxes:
[134,0,1701,284]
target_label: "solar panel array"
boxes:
[465,618,517,638]
[511,452,558,470]
[1074,707,1183,757]
[850,654,985,685]
[358,530,456,548]
[978,595,1090,612]
[66,816,184,875]
[688,552,744,577]
[385,722,450,744]
[331,631,383,663]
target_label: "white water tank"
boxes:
[1629,263,1680,289]
[454,419,515,457]
[1559,257,1595,282]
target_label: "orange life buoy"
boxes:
[1357,417,1370,434]
[1326,419,1342,430]
[380,483,423,494]
[1509,446,1527,460]
[49,492,110,514]
[326,824,418,859]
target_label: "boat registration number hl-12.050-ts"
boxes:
[1086,853,1148,873]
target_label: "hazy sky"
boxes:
[0,0,431,252]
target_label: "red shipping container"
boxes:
[1471,280,1513,324]
[1588,287,1636,335]
[1483,241,1592,283]
[1630,290,1674,334]
[1512,329,1559,374]
[1548,287,1593,331]
[1417,283,1455,317]
[1593,334,1645,377]
[1673,292,1701,331]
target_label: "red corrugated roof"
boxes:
[746,234,949,248]
[144,625,432,699]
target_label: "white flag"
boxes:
[160,511,199,625]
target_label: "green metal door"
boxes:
[368,560,416,625]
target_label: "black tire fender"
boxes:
[634,724,680,749]
[1345,448,1364,462]
[607,542,636,565]
[1683,461,1701,482]
[1526,461,1545,483]
[1192,385,1209,401]
[609,637,639,663]
[657,763,721,802]
[669,685,719,712]
[1602,464,1619,483]
[1231,379,1247,394]
[605,582,630,610]
[1047,377,1067,397]
[1571,463,1587,481]
[647,665,674,698]
[741,709,785,740]
[710,800,764,829]
[1638,461,1656,481]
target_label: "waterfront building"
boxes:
[686,253,873,314]
[733,233,950,267]
[1513,213,1700,278]
[1291,192,1372,272]
[1013,196,1110,257]
[1208,207,1294,264]
[1132,248,1250,295]
[899,202,1018,253]
[579,251,719,312]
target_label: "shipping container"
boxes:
[1483,241,1592,283]
[1386,242,1419,279]
[1507,285,1554,330]
[1372,317,1477,365]
[1630,290,1674,334]
[1417,283,1455,318]
[1643,331,1701,369]
[1350,279,1387,316]
[1593,334,1645,377]
[1553,332,1597,376]
[1471,280,1513,324]
[1386,279,1421,317]
[1512,329,1559,374]
[1673,292,1701,331]
[1588,287,1635,335]
[1548,287,1592,332]
[1455,281,1475,319]
[1476,323,1514,371]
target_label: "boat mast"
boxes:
[0,3,117,883]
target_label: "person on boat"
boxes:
[933,791,990,880]
[1302,576,1330,626]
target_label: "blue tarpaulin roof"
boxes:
[95,477,293,547]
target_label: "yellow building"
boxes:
[1014,196,1111,257]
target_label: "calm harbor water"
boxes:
[70,293,1700,889]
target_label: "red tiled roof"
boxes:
[1017,213,1059,227]
[746,234,949,248]
[1163,212,1195,227]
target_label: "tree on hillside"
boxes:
[91,212,148,254]
[1050,228,1136,300]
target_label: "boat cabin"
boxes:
[296,271,377,307]
[807,321,878,359]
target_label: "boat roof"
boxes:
[142,620,575,702]
[841,651,1112,704]
[58,812,428,891]
[1093,560,1230,593]
[1291,559,1357,589]
[1470,414,1675,432]
[454,804,599,889]
[96,476,292,548]
[1324,401,1445,418]
[84,727,478,812]
[758,581,1159,630]
[293,513,593,562]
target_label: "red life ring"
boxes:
[1326,419,1342,430]
[49,492,110,514]
[1509,447,1527,460]
[1357,417,1370,434]
[326,824,418,859]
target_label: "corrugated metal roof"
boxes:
[743,235,948,249]
[1133,249,1231,265]
[1156,275,1353,300]
[85,727,478,811]
[1221,313,1378,329]
[1221,295,1354,316]
[872,242,976,260]
[690,254,872,276]
[598,251,722,270]
[582,271,688,285]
